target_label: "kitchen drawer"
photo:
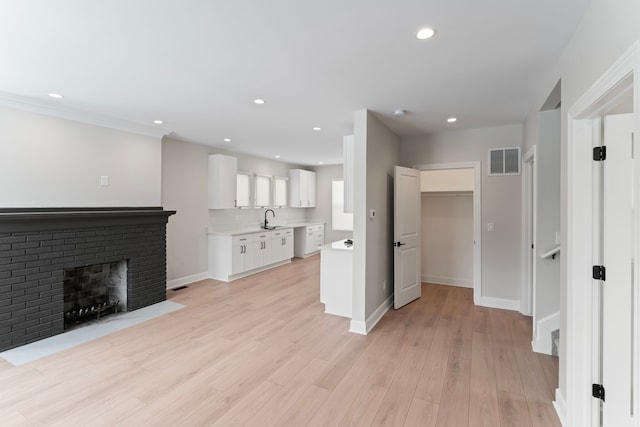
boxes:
[254,232,271,241]
[232,233,256,246]
[311,224,324,231]
[272,228,293,238]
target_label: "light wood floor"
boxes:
[0,256,560,426]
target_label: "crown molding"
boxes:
[0,91,169,139]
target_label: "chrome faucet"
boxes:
[264,209,275,229]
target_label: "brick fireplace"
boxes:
[0,207,175,351]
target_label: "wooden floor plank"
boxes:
[0,258,560,426]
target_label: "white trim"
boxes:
[566,41,640,427]
[532,311,560,355]
[0,91,168,138]
[521,145,537,316]
[166,272,209,289]
[350,294,393,335]
[479,296,520,311]
[553,388,567,427]
[421,275,473,288]
[412,162,482,305]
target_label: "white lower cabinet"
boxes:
[209,228,294,282]
[252,232,272,268]
[231,234,254,275]
[294,224,325,258]
[271,229,293,263]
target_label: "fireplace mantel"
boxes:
[0,207,176,351]
[0,207,175,233]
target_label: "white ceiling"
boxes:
[0,0,591,166]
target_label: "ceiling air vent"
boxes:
[489,147,520,176]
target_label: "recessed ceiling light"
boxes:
[319,161,324,165]
[313,127,321,131]
[253,99,265,105]
[393,109,407,117]
[447,117,457,123]
[416,28,436,40]
[275,155,281,158]
[153,120,163,124]
[48,93,63,99]
[223,138,231,142]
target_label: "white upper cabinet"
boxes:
[289,169,316,208]
[208,154,238,209]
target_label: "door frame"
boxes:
[521,145,536,317]
[413,161,482,305]
[565,41,640,426]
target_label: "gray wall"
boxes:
[0,107,162,207]
[421,193,474,287]
[401,124,523,302]
[534,109,561,322]
[352,110,400,326]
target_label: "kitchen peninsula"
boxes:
[320,239,353,318]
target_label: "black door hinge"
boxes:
[592,383,605,401]
[593,265,606,281]
[593,146,607,161]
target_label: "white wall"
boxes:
[421,194,474,288]
[161,137,310,283]
[525,0,640,415]
[308,164,353,244]
[401,124,523,303]
[0,107,161,207]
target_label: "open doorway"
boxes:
[414,162,481,304]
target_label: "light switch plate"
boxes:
[100,176,109,187]
[487,222,495,232]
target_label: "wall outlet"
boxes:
[487,222,495,232]
[100,176,109,187]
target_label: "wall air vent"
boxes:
[488,147,520,176]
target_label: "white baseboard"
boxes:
[532,311,560,355]
[349,295,393,335]
[422,274,473,288]
[553,388,566,427]
[166,272,209,289]
[479,296,520,311]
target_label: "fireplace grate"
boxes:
[64,299,120,328]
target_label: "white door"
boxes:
[599,113,635,425]
[394,166,421,309]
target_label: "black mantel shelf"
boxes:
[0,207,176,233]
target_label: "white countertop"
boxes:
[320,239,354,252]
[208,220,325,236]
